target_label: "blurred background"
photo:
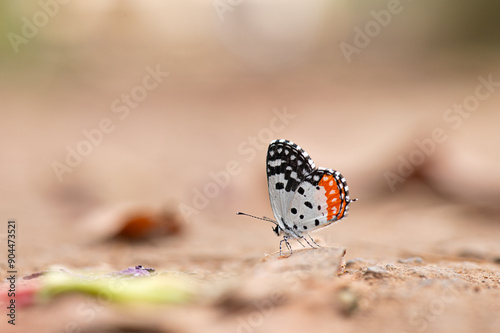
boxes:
[1,0,500,330]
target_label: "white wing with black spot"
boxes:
[267,140,355,240]
[266,139,315,233]
[285,168,351,236]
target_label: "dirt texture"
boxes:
[1,2,500,333]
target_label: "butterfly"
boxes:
[238,139,357,255]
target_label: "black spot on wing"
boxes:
[285,177,300,193]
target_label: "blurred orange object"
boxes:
[114,210,183,241]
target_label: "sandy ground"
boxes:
[1,3,500,332]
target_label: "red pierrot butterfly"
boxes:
[238,139,357,255]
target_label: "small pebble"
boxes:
[346,258,374,269]
[398,257,423,264]
[364,266,389,277]
[409,268,428,278]
[385,264,397,271]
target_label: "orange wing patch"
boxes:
[318,174,346,221]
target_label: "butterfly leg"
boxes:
[280,236,293,256]
[302,234,320,249]
[306,233,321,248]
[296,238,306,248]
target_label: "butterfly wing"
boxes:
[285,168,353,235]
[266,139,316,231]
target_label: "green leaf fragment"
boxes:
[40,271,195,304]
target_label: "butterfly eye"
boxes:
[273,225,280,236]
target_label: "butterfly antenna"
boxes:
[236,212,277,225]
